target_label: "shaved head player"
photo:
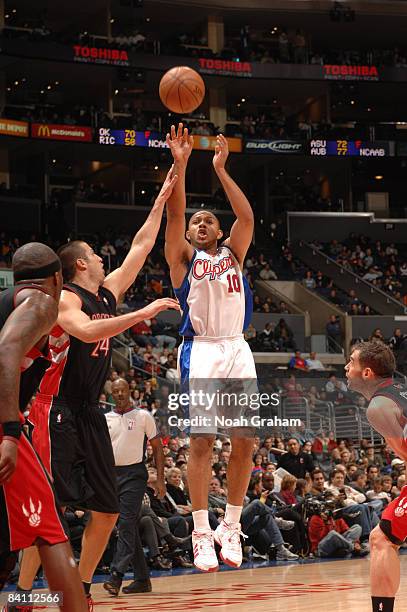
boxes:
[345,340,407,612]
[165,124,256,572]
[16,168,179,607]
[0,243,87,610]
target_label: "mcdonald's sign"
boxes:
[31,123,92,142]
[0,119,28,137]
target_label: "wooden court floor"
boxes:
[88,556,407,611]
[5,556,407,611]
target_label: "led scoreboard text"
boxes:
[98,128,169,148]
[309,140,388,157]
[99,128,136,146]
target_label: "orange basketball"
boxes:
[159,66,205,114]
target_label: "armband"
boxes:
[2,422,21,440]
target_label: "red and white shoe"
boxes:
[192,530,219,572]
[214,520,245,568]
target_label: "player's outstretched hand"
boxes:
[166,123,194,166]
[156,165,178,204]
[0,439,18,484]
[212,134,229,171]
[140,298,180,319]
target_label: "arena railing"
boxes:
[112,335,179,394]
[330,403,381,443]
[280,396,333,439]
[305,242,406,313]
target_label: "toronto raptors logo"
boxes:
[192,256,235,281]
[22,498,42,527]
[394,497,407,517]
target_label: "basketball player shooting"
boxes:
[16,167,180,606]
[165,124,256,572]
[345,340,407,612]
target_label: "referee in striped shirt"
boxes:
[103,378,166,596]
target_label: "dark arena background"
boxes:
[2,0,407,610]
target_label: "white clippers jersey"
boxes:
[174,245,253,338]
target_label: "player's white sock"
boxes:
[192,510,211,532]
[225,504,242,524]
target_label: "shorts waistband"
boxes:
[35,393,99,408]
[183,334,244,343]
[35,393,54,403]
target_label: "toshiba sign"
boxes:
[323,64,379,81]
[198,58,252,77]
[73,45,130,66]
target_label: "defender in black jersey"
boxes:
[345,341,407,612]
[0,242,87,610]
[19,167,180,598]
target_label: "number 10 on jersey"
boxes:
[226,273,240,293]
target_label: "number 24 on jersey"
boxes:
[91,338,110,358]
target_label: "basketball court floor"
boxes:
[3,555,407,611]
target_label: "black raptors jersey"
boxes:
[38,282,116,405]
[371,379,407,421]
[0,285,51,410]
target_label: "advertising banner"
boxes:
[31,123,93,142]
[198,58,252,78]
[193,135,242,152]
[73,45,130,66]
[245,139,304,154]
[323,64,379,81]
[0,119,28,137]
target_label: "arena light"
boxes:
[375,175,384,180]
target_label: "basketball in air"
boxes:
[159,66,205,114]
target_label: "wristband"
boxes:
[2,422,22,440]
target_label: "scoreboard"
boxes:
[309,140,390,157]
[98,128,168,148]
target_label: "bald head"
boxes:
[111,377,131,412]
[13,242,61,282]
